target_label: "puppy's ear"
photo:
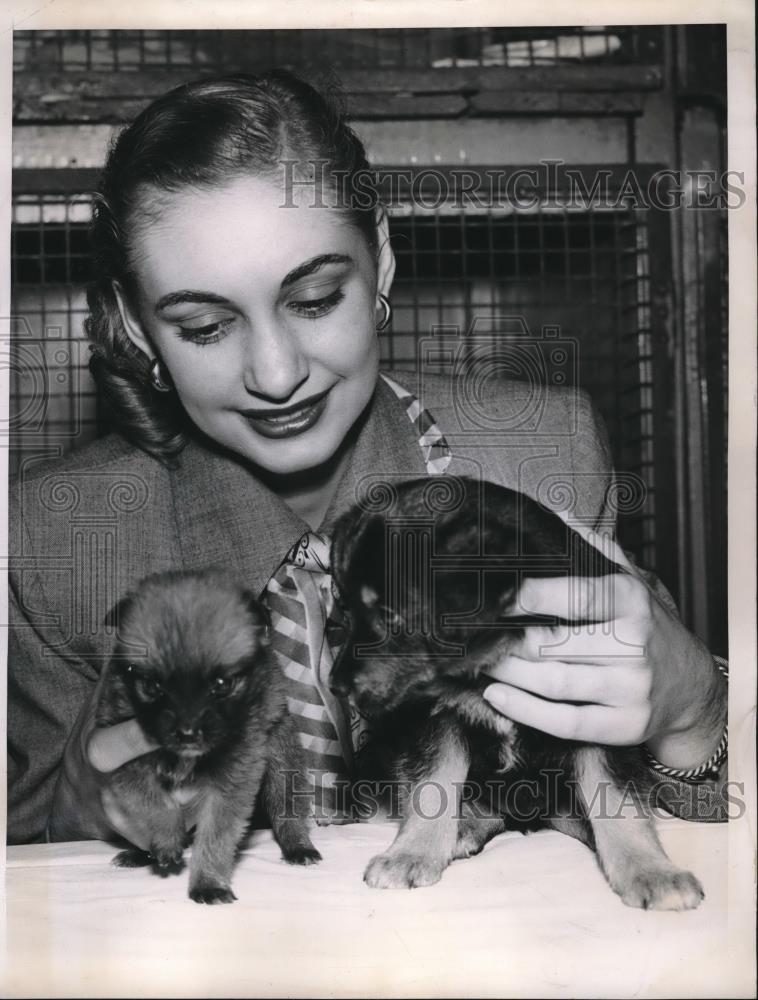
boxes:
[330,507,362,586]
[96,660,138,727]
[331,509,386,595]
[239,590,272,646]
[104,594,133,630]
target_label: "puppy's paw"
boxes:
[616,867,705,911]
[112,848,153,869]
[453,818,505,860]
[149,844,185,876]
[453,828,487,860]
[282,844,322,866]
[364,851,448,889]
[189,884,237,905]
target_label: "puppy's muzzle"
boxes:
[171,725,205,754]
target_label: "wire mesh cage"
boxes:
[8,193,98,476]
[384,191,659,569]
[13,27,663,73]
[8,176,660,575]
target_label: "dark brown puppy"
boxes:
[330,476,703,910]
[96,569,321,904]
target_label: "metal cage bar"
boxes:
[13,27,662,73]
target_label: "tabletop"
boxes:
[0,816,752,998]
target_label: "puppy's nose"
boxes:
[175,725,201,743]
[329,675,351,698]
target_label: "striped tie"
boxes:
[262,532,353,822]
[261,376,452,821]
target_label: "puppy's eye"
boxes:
[134,676,162,701]
[380,605,405,630]
[210,675,233,697]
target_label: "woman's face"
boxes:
[118,174,392,476]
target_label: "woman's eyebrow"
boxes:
[281,253,353,288]
[155,290,231,312]
[154,254,353,312]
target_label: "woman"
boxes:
[7,70,728,846]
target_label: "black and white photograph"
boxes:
[1,2,755,997]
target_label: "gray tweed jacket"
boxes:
[6,371,722,844]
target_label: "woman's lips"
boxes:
[242,388,331,439]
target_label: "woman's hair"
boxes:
[86,70,379,462]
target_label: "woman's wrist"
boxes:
[645,655,728,775]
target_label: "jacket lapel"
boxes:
[169,437,308,598]
[321,374,428,532]
[169,375,428,595]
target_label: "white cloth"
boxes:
[1,818,744,998]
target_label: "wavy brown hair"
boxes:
[86,70,379,463]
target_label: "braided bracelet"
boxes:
[643,656,728,783]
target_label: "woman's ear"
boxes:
[112,281,155,360]
[374,206,396,298]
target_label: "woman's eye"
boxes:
[288,287,344,318]
[176,317,234,346]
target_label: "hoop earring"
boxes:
[149,357,172,393]
[376,293,392,332]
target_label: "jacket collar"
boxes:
[169,374,427,596]
[319,373,427,533]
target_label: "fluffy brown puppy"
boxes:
[96,569,321,904]
[329,476,703,910]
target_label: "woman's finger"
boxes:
[508,572,641,622]
[481,655,640,707]
[482,682,646,744]
[507,623,646,663]
[87,719,159,773]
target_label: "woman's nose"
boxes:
[241,314,309,400]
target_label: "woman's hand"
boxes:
[481,521,726,770]
[49,675,158,844]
